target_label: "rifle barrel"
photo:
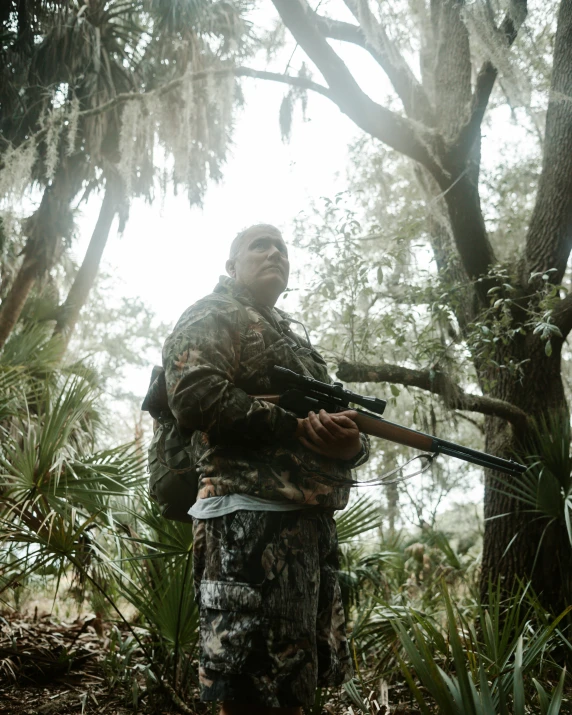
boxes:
[254,393,526,478]
[354,413,525,477]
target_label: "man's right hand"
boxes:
[296,409,361,461]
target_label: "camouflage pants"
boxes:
[192,509,353,708]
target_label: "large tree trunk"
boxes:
[0,157,85,351]
[53,177,120,353]
[480,0,572,613]
[481,337,572,613]
[0,254,38,350]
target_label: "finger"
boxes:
[331,409,358,420]
[298,435,328,457]
[317,409,347,438]
[307,411,334,443]
[328,414,359,430]
[304,413,327,446]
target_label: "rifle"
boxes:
[260,366,526,477]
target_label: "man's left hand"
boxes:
[298,409,362,461]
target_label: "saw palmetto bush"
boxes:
[0,332,140,588]
[496,412,572,580]
[2,326,571,712]
[0,325,200,702]
[340,526,572,714]
[393,582,569,715]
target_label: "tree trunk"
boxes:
[53,178,119,352]
[0,157,84,351]
[0,256,38,350]
[481,337,572,614]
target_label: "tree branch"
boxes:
[271,0,448,183]
[12,67,335,158]
[336,360,529,429]
[551,292,572,340]
[79,67,335,118]
[235,67,333,99]
[451,1,528,161]
[314,8,435,124]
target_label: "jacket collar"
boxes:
[213,276,312,347]
[214,275,290,322]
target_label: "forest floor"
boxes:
[0,610,202,715]
[0,611,412,715]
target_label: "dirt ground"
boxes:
[0,611,208,715]
[0,612,416,715]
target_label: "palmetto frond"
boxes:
[494,411,572,545]
[335,494,381,544]
[0,324,64,371]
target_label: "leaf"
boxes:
[536,470,563,518]
[478,665,496,714]
[513,636,525,715]
[343,679,370,712]
[533,679,550,715]
[546,667,566,715]
[442,588,478,715]
[545,340,553,357]
[390,384,400,397]
[335,495,381,543]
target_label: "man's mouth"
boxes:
[262,265,284,275]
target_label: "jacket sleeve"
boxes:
[163,305,298,445]
[346,433,370,469]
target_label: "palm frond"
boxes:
[336,495,381,544]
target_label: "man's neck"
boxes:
[235,282,279,309]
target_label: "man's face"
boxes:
[227,226,290,306]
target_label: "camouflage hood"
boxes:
[159,276,368,509]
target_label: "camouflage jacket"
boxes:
[162,276,369,509]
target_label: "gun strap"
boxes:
[293,452,436,488]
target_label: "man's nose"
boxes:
[268,245,286,261]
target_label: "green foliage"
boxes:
[335,494,383,544]
[495,411,572,547]
[0,324,200,701]
[344,558,571,714]
[392,583,570,715]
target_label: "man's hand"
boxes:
[296,409,362,461]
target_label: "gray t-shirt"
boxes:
[188,493,314,519]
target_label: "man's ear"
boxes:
[225,259,236,278]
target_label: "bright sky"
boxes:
[89,78,355,328]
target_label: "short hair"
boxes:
[229,224,282,261]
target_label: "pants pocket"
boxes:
[199,580,268,675]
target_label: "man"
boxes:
[162,224,369,715]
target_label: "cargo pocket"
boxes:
[199,580,269,675]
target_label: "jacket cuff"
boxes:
[346,433,370,468]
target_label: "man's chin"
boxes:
[251,275,288,304]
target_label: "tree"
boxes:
[0,0,251,352]
[244,0,572,612]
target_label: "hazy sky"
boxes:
[72,3,393,334]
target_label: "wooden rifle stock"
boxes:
[255,394,526,476]
[257,394,433,450]
[352,413,434,451]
